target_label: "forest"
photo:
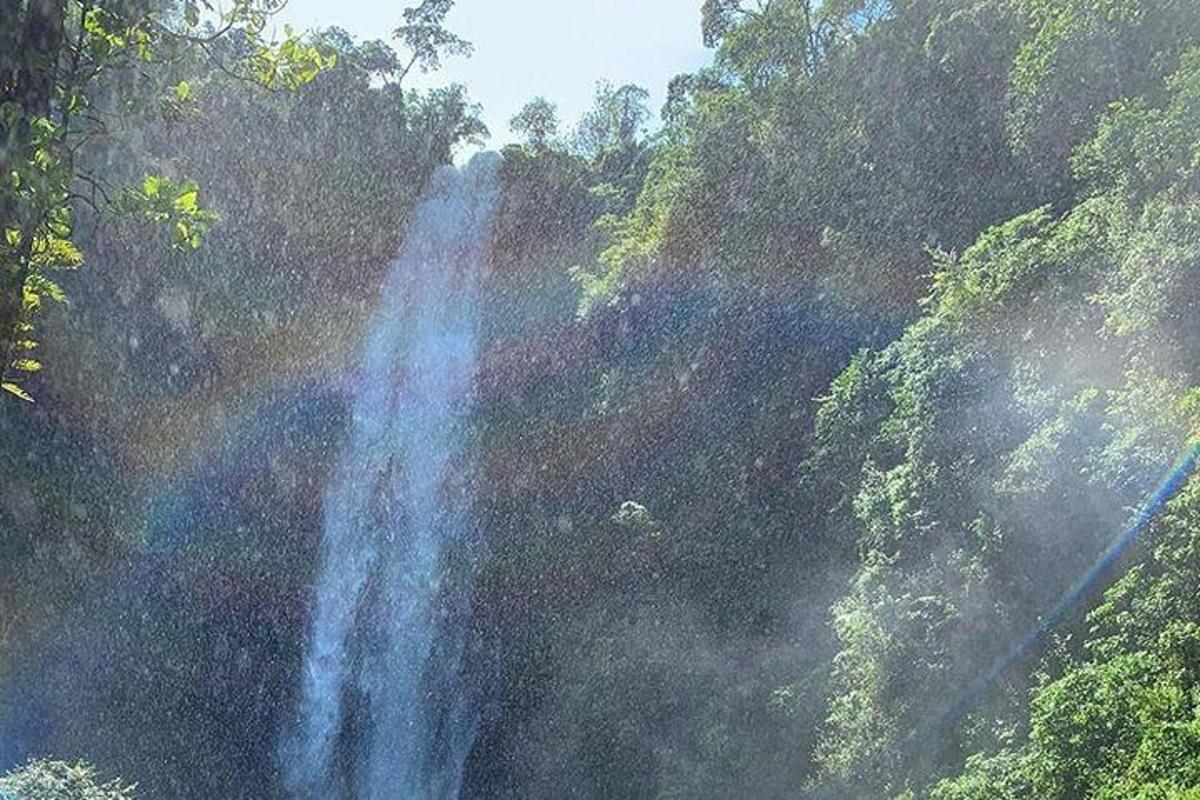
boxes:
[3,0,1200,798]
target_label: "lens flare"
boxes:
[923,437,1200,742]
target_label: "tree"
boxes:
[510,96,560,150]
[701,0,761,48]
[0,0,334,402]
[701,0,850,82]
[392,0,472,83]
[574,81,650,159]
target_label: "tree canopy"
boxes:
[4,1,1200,798]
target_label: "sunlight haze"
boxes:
[7,1,1200,797]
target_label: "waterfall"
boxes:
[282,152,500,800]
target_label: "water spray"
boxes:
[822,438,1200,797]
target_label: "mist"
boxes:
[2,2,1200,800]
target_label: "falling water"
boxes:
[282,152,500,799]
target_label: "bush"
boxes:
[0,761,136,800]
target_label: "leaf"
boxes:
[22,285,41,312]
[141,174,163,198]
[11,359,41,372]
[173,188,199,214]
[25,275,68,303]
[1,383,33,402]
[36,238,83,269]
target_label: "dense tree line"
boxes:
[484,0,1200,796]
[3,0,1200,798]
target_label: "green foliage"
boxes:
[6,0,1200,797]
[114,174,218,250]
[929,748,1034,800]
[0,0,336,401]
[501,4,1200,796]
[1108,719,1200,798]
[510,96,560,150]
[1027,653,1186,798]
[246,26,338,90]
[0,761,135,800]
[575,0,1063,317]
[1009,0,1200,168]
[811,32,1200,798]
[574,81,651,159]
[572,140,694,315]
[393,0,473,80]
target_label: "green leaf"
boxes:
[141,174,163,198]
[173,188,199,214]
[1,382,34,402]
[25,274,68,303]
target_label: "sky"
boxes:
[274,0,714,150]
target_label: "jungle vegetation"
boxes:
[3,0,1200,798]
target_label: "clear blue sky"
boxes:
[274,0,713,149]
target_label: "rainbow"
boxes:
[920,437,1200,749]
